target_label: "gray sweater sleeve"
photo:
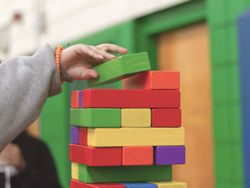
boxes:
[0,44,61,151]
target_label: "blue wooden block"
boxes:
[238,10,250,188]
[125,183,157,188]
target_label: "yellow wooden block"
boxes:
[71,162,79,180]
[87,127,184,147]
[121,108,151,127]
[153,181,187,188]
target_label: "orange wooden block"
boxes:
[122,146,153,166]
[123,71,180,90]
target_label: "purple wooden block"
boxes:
[70,127,79,144]
[155,146,185,165]
[79,91,83,107]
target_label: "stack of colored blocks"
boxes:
[69,52,186,188]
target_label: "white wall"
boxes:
[0,0,188,57]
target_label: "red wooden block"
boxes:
[82,89,180,108]
[70,179,126,188]
[69,144,122,166]
[71,91,80,108]
[79,128,87,145]
[123,71,180,90]
[152,109,181,127]
[122,146,153,166]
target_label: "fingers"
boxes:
[76,44,118,64]
[97,43,128,54]
[89,46,115,61]
[77,45,103,61]
[62,43,128,75]
[77,69,98,80]
[74,44,128,63]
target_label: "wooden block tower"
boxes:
[69,52,187,188]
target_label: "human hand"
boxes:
[61,43,128,81]
[0,144,26,171]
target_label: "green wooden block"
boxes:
[78,164,172,183]
[70,108,121,128]
[87,52,151,87]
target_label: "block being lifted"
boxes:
[123,71,180,90]
[86,52,151,87]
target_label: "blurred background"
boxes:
[0,0,249,188]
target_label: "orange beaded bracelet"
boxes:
[55,45,63,83]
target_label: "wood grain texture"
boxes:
[81,89,180,108]
[121,108,151,127]
[70,108,121,128]
[87,127,184,147]
[87,52,151,87]
[123,71,180,90]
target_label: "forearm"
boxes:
[0,45,61,151]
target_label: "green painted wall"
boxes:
[40,84,70,188]
[207,0,247,187]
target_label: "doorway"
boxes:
[157,22,214,188]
